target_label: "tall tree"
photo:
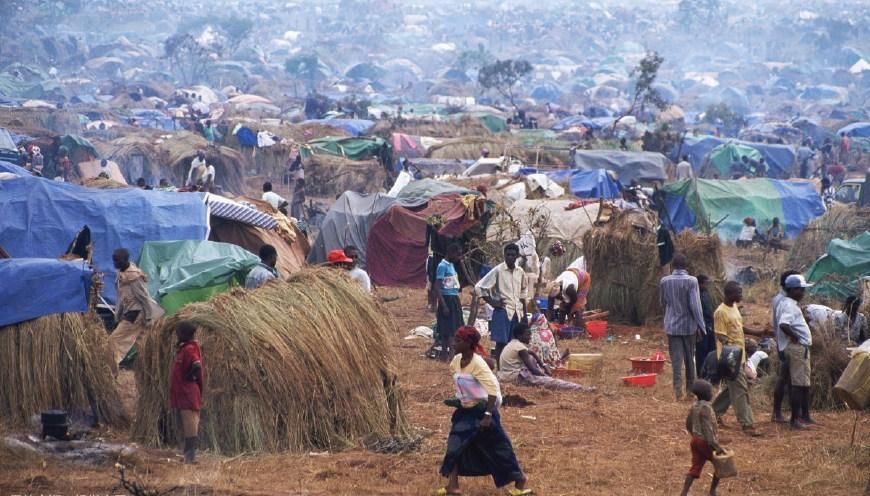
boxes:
[477,59,532,110]
[163,34,212,85]
[612,51,668,132]
[285,54,328,96]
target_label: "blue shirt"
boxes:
[437,259,460,296]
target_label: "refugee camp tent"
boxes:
[571,150,668,183]
[0,127,18,163]
[676,135,797,177]
[703,143,763,176]
[308,192,398,267]
[544,169,622,199]
[77,159,127,184]
[661,179,825,240]
[805,232,870,298]
[0,175,209,302]
[300,136,391,165]
[395,178,477,206]
[137,240,259,315]
[302,119,375,137]
[838,122,870,138]
[0,258,93,327]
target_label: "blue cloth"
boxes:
[437,259,460,296]
[236,127,257,147]
[489,308,518,344]
[839,122,870,138]
[0,175,209,303]
[566,169,622,199]
[0,160,30,176]
[675,136,796,178]
[440,408,523,488]
[0,258,93,326]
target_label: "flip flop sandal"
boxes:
[508,489,534,496]
[434,488,461,496]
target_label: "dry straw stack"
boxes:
[583,210,725,324]
[787,204,870,270]
[133,268,411,455]
[305,155,384,197]
[0,313,128,427]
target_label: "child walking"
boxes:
[170,320,204,464]
[681,379,726,496]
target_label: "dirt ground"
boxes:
[1,286,868,496]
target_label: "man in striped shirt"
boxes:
[660,253,707,400]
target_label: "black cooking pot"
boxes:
[41,410,69,440]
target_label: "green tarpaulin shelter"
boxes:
[138,240,259,315]
[705,143,762,177]
[300,136,391,165]
[806,232,870,298]
[59,134,98,158]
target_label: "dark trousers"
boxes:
[668,334,696,397]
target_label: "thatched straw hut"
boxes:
[787,205,870,271]
[133,269,410,454]
[0,313,128,427]
[583,209,725,324]
[425,136,567,166]
[371,116,492,139]
[0,107,82,135]
[306,154,385,197]
[96,130,247,193]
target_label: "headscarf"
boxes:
[455,326,488,357]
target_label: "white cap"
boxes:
[784,274,813,289]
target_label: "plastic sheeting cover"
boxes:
[0,258,93,326]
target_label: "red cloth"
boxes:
[170,341,203,411]
[687,436,714,478]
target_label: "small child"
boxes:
[681,379,726,496]
[170,320,204,464]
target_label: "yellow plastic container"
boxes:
[566,353,603,377]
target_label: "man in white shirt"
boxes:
[771,270,799,423]
[778,274,816,429]
[675,155,693,181]
[186,150,207,188]
[261,181,288,213]
[475,243,528,361]
[343,245,372,293]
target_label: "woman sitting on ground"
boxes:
[527,311,569,368]
[498,323,595,391]
[439,326,531,496]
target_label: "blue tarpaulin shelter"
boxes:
[675,136,796,177]
[838,122,870,138]
[542,169,622,198]
[303,119,375,137]
[661,179,825,240]
[0,258,93,327]
[0,175,209,302]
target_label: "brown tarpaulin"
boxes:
[209,218,309,278]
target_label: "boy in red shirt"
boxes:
[170,321,204,464]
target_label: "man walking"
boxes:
[713,281,767,436]
[110,248,164,367]
[771,270,800,423]
[660,253,706,399]
[778,274,816,429]
[475,243,528,362]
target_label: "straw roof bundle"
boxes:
[305,155,385,197]
[583,209,660,324]
[371,116,491,139]
[81,177,128,189]
[583,210,725,324]
[0,313,127,427]
[133,269,410,455]
[787,205,870,271]
[425,136,567,166]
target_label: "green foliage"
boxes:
[703,103,742,128]
[454,44,494,72]
[285,54,328,95]
[339,95,371,119]
[478,59,533,109]
[163,34,211,85]
[613,51,668,131]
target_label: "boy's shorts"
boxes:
[688,436,714,478]
[785,343,811,387]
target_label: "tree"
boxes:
[702,103,744,134]
[163,34,212,85]
[454,43,494,73]
[285,54,328,96]
[219,17,254,55]
[612,51,669,132]
[477,59,532,110]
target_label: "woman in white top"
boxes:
[498,324,593,391]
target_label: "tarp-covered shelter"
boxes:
[805,232,870,299]
[676,135,797,177]
[307,192,397,269]
[300,136,392,166]
[545,169,622,199]
[571,150,668,183]
[838,122,870,138]
[0,175,209,302]
[138,240,259,315]
[704,143,763,177]
[0,258,94,327]
[303,119,375,137]
[661,179,825,240]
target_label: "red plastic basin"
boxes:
[629,357,666,374]
[586,320,607,340]
[622,373,657,388]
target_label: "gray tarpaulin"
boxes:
[307,192,397,266]
[571,150,668,183]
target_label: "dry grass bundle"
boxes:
[81,177,127,189]
[583,209,660,324]
[0,313,127,427]
[305,155,385,198]
[787,205,870,270]
[584,211,726,324]
[425,136,567,166]
[133,269,411,455]
[371,116,491,139]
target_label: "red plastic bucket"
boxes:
[622,373,657,388]
[586,320,607,340]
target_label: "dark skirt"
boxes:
[440,408,523,488]
[436,295,464,346]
